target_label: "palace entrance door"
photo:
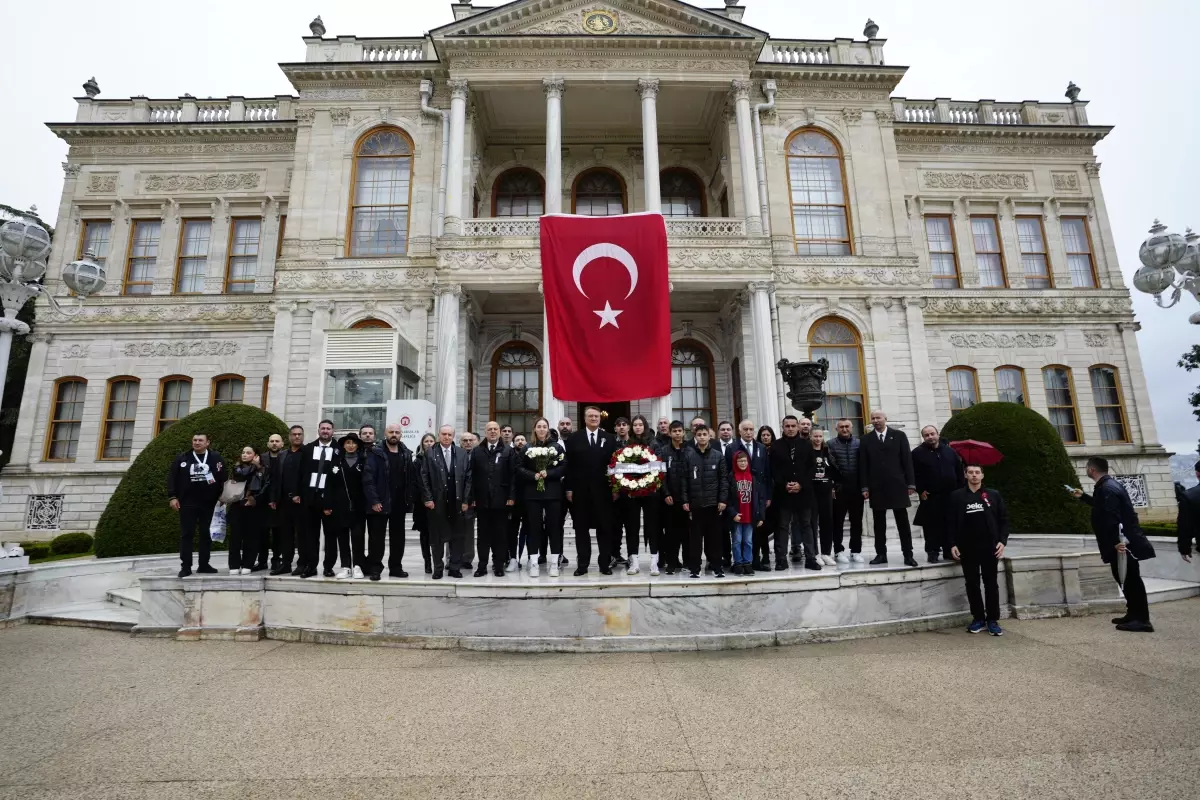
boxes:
[575,401,631,432]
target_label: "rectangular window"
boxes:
[322,368,392,433]
[226,218,261,294]
[46,380,86,461]
[79,221,112,266]
[175,219,211,294]
[1061,217,1097,288]
[1043,367,1081,444]
[996,367,1027,406]
[1016,216,1052,289]
[124,220,161,295]
[924,216,960,289]
[100,379,140,460]
[212,376,245,405]
[157,378,192,434]
[261,376,270,411]
[1090,366,1130,443]
[970,216,1007,287]
[948,368,978,415]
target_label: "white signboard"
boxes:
[385,399,437,453]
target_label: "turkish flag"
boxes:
[541,213,670,401]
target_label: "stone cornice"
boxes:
[40,295,275,329]
[752,64,906,89]
[923,291,1133,318]
[894,123,1112,144]
[47,122,297,144]
[280,63,443,89]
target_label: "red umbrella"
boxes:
[949,439,1004,466]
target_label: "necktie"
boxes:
[590,432,596,448]
[879,431,885,443]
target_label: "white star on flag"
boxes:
[594,301,623,329]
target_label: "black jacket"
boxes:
[328,453,366,526]
[516,440,566,502]
[808,444,841,493]
[1178,482,1200,556]
[295,439,340,509]
[657,442,688,504]
[911,442,965,528]
[1078,475,1155,563]
[467,440,517,509]
[770,434,814,510]
[362,442,412,516]
[858,427,915,510]
[230,462,270,508]
[264,450,286,512]
[419,443,470,512]
[682,444,729,509]
[167,449,228,508]
[946,486,1009,552]
[564,428,618,527]
[827,434,860,489]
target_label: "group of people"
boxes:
[166,406,1167,636]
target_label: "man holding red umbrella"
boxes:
[912,425,966,563]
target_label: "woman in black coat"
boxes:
[756,426,778,570]
[227,446,270,575]
[410,433,435,573]
[326,433,366,579]
[516,418,567,577]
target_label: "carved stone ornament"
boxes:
[60,344,90,358]
[776,265,923,286]
[947,332,1058,349]
[62,163,82,178]
[897,140,1092,157]
[49,301,274,324]
[295,108,316,124]
[920,171,1031,191]
[75,142,295,157]
[142,173,261,193]
[1052,172,1081,191]
[122,340,241,358]
[86,174,118,194]
[275,268,435,292]
[330,107,351,125]
[925,295,1132,317]
[1082,332,1110,347]
[841,108,863,126]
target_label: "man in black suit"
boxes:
[167,432,227,578]
[467,420,516,577]
[293,420,339,578]
[911,424,965,564]
[420,424,470,579]
[858,410,918,567]
[564,405,617,576]
[272,425,306,575]
[1178,460,1200,563]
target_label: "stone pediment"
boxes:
[433,0,763,40]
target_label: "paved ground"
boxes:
[2,600,1199,800]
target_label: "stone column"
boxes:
[444,79,470,235]
[748,282,780,427]
[8,331,51,468]
[731,80,763,235]
[1117,321,1162,448]
[903,297,936,426]
[267,300,295,419]
[867,296,898,415]
[543,78,565,214]
[541,295,564,426]
[638,78,661,212]
[434,284,462,428]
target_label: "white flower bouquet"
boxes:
[525,445,562,492]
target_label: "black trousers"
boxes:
[226,503,261,570]
[959,547,1001,621]
[920,497,953,557]
[349,515,367,571]
[178,504,215,570]
[507,503,523,561]
[476,507,509,570]
[525,499,563,555]
[366,507,408,576]
[789,502,818,557]
[430,504,466,571]
[778,500,817,564]
[813,485,836,554]
[323,525,352,571]
[1112,556,1150,623]
[574,503,614,571]
[872,507,914,557]
[757,500,778,564]
[687,506,723,575]
[832,488,864,554]
[618,495,660,556]
[276,500,304,568]
[661,502,688,569]
[299,507,330,571]
[258,515,272,567]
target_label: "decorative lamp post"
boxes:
[777,357,830,420]
[1132,219,1200,324]
[0,216,104,396]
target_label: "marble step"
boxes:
[104,587,142,610]
[26,601,138,632]
[1143,577,1200,604]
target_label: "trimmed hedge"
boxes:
[940,401,1091,536]
[50,531,93,555]
[94,404,288,558]
[20,542,50,560]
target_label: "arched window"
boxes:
[212,374,245,406]
[492,168,545,217]
[572,169,626,216]
[45,377,87,462]
[350,318,392,329]
[1042,366,1081,444]
[491,343,541,436]
[660,168,705,218]
[1089,365,1130,443]
[671,340,716,427]
[995,366,1028,406]
[947,367,979,415]
[100,377,140,460]
[348,127,413,257]
[157,376,192,434]
[786,129,851,255]
[808,318,866,435]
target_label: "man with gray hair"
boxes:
[419,424,470,579]
[858,410,918,567]
[912,424,965,563]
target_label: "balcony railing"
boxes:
[460,217,749,239]
[77,96,295,124]
[892,98,1089,126]
[761,38,884,66]
[305,36,432,63]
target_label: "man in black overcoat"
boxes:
[467,420,517,577]
[420,424,471,579]
[564,406,617,576]
[911,424,966,564]
[858,410,918,567]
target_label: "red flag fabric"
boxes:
[540,213,670,402]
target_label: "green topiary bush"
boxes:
[20,542,50,560]
[940,401,1091,536]
[49,531,94,555]
[94,404,288,558]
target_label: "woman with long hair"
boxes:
[516,417,566,577]
[808,427,842,567]
[410,433,436,573]
[756,425,778,570]
[616,414,661,575]
[227,445,269,575]
[326,433,365,579]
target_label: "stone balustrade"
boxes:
[761,38,884,66]
[892,97,1089,126]
[304,35,432,63]
[459,217,748,240]
[76,96,296,124]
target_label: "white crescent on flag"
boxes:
[571,242,638,299]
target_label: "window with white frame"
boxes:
[322,328,420,432]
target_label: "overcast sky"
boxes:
[0,0,1196,451]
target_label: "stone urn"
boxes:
[778,358,829,420]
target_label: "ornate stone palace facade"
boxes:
[2,0,1170,535]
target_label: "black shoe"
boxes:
[461,561,472,571]
[614,556,628,567]
[538,556,547,565]
[751,559,763,571]
[927,554,940,564]
[1115,620,1154,633]
[269,565,289,576]
[424,559,432,574]
[391,570,409,579]
[869,555,888,565]
[300,568,317,578]
[1111,615,1132,625]
[790,554,803,564]
[775,561,789,571]
[689,571,700,579]
[664,566,676,575]
[473,566,488,578]
[714,568,725,578]
[196,564,218,574]
[448,569,463,579]
[760,562,772,572]
[493,568,505,577]
[574,567,588,576]
[600,567,613,575]
[559,555,569,566]
[249,562,268,572]
[323,569,334,578]
[291,566,304,576]
[903,555,919,568]
[369,572,382,582]
[177,567,192,578]
[432,569,443,580]
[805,559,822,571]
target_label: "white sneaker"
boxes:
[242,567,254,575]
[822,554,837,566]
[627,554,640,575]
[334,568,351,580]
[505,558,519,573]
[548,558,559,577]
[529,559,540,577]
[835,552,849,564]
[352,566,364,579]
[229,567,240,575]
[650,554,660,576]
[850,553,865,563]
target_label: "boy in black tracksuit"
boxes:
[166,433,227,578]
[681,426,730,578]
[656,421,689,574]
[946,464,1009,635]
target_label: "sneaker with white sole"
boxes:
[548,558,559,577]
[820,554,836,566]
[834,552,849,564]
[529,559,540,577]
[334,568,351,580]
[627,554,640,575]
[849,553,865,563]
[505,558,519,573]
[352,566,364,579]
[229,567,241,575]
[650,554,660,576]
